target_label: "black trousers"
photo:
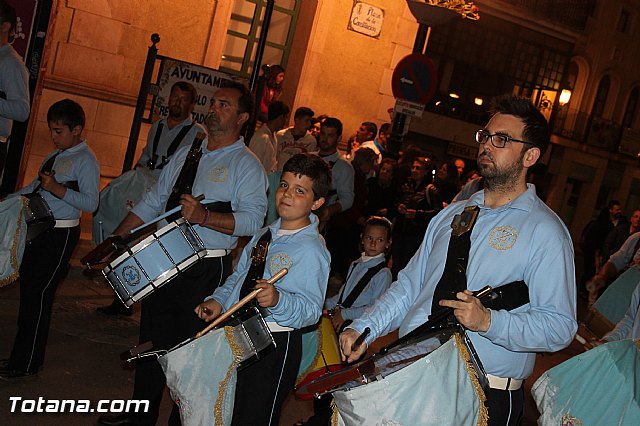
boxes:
[130,255,232,426]
[486,386,524,426]
[232,329,302,426]
[8,226,80,373]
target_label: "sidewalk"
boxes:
[0,238,312,425]
[0,236,586,425]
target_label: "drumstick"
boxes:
[195,268,288,338]
[351,327,370,352]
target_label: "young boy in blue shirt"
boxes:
[195,153,332,425]
[1,99,99,379]
[325,216,393,333]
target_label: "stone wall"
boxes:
[22,0,217,186]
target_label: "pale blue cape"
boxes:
[533,339,640,425]
[332,335,487,426]
[159,326,238,426]
[594,266,640,324]
[0,196,27,286]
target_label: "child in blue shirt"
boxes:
[195,153,332,426]
[1,99,99,379]
[325,216,393,332]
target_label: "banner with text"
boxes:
[150,58,244,124]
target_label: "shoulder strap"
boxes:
[166,123,195,158]
[32,151,60,194]
[430,205,480,315]
[147,122,164,169]
[339,261,386,308]
[239,229,273,299]
[164,132,206,219]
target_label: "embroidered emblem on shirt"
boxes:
[488,226,518,251]
[209,166,228,182]
[270,253,293,276]
[560,414,582,426]
[121,265,141,287]
[55,158,72,175]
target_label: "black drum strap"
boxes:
[430,205,480,315]
[164,133,206,221]
[147,122,164,169]
[31,151,60,194]
[338,262,386,309]
[239,229,273,299]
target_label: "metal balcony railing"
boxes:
[502,0,595,30]
[550,107,640,157]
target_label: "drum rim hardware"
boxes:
[102,218,207,307]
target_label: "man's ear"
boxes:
[312,197,326,211]
[72,125,83,136]
[237,111,250,127]
[523,146,540,168]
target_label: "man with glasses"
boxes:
[341,95,576,425]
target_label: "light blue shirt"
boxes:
[13,141,100,218]
[132,137,267,250]
[207,214,330,329]
[0,44,30,138]
[603,277,640,341]
[136,117,205,179]
[452,177,483,203]
[322,151,354,211]
[608,232,640,272]
[325,253,392,321]
[350,184,577,379]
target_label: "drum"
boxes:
[330,332,487,426]
[22,193,54,242]
[156,308,276,426]
[92,168,157,244]
[102,218,206,306]
[532,339,640,425]
[297,325,462,399]
[295,313,345,400]
[0,196,28,286]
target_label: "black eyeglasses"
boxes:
[475,129,531,148]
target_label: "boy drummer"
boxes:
[195,153,332,425]
[1,99,100,379]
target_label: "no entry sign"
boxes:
[391,53,438,105]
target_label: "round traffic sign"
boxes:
[391,53,438,105]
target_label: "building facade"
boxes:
[16,0,640,242]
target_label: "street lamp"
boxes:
[559,89,572,106]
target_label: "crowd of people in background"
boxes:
[250,67,481,282]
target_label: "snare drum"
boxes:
[296,326,478,398]
[102,218,206,306]
[295,314,345,400]
[157,308,276,425]
[22,193,55,242]
[331,332,487,426]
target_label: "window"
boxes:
[425,16,572,123]
[220,0,301,77]
[617,9,630,34]
[591,76,610,117]
[622,87,639,128]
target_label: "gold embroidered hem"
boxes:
[0,196,28,287]
[455,333,488,426]
[214,327,243,426]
